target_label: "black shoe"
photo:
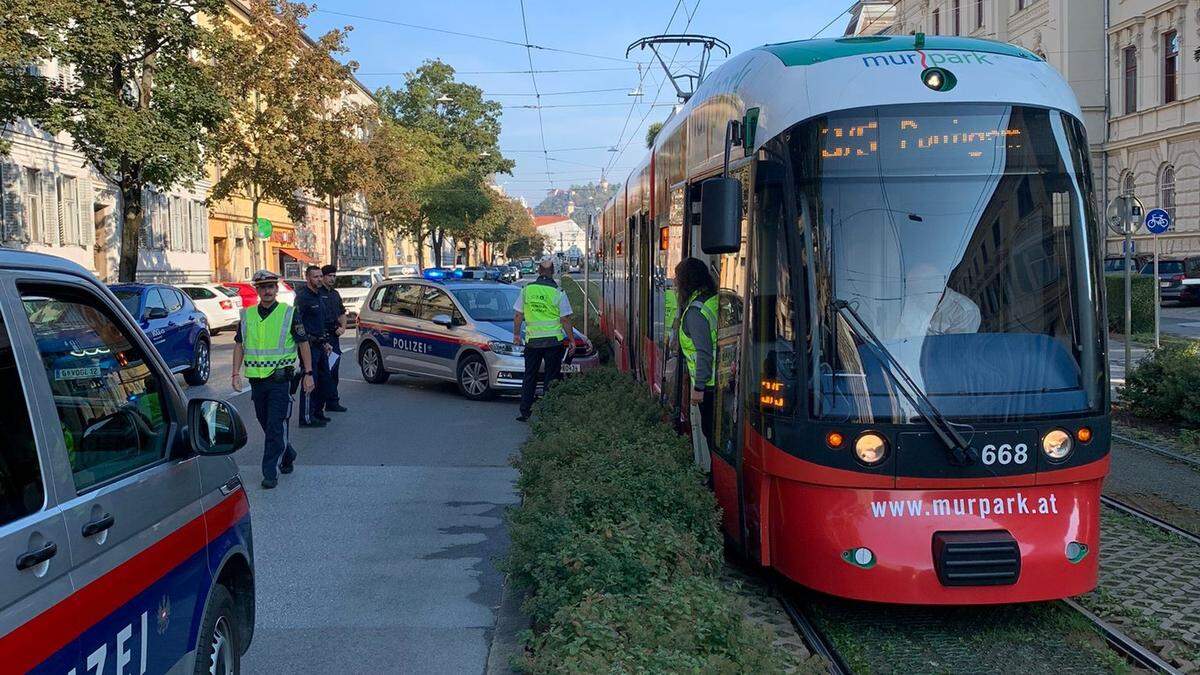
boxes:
[314,413,332,422]
[516,413,530,422]
[261,478,278,489]
[299,419,327,428]
[325,403,348,412]
[280,464,294,475]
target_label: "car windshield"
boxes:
[1141,261,1184,274]
[113,290,141,314]
[796,103,1104,423]
[451,286,519,322]
[335,274,375,289]
[214,286,239,297]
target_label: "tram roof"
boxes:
[756,35,1041,67]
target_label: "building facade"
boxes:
[1105,0,1200,257]
[534,215,585,256]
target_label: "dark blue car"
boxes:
[110,283,211,385]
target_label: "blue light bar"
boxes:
[423,268,446,280]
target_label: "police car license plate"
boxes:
[562,363,581,374]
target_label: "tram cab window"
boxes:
[794,104,1104,423]
[748,158,797,417]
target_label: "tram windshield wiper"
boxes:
[832,299,977,466]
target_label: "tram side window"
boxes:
[0,311,44,526]
[749,160,797,416]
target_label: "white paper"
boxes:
[327,351,340,370]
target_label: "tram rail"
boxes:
[777,592,851,675]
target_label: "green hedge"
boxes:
[504,368,792,673]
[1121,341,1200,426]
[1105,274,1156,334]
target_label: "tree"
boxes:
[375,59,514,266]
[505,219,546,261]
[209,0,358,270]
[307,102,372,268]
[3,0,229,281]
[646,121,664,149]
[361,119,431,266]
[469,188,531,264]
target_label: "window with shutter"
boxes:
[60,175,78,245]
[78,175,94,248]
[200,206,209,253]
[157,193,168,250]
[0,164,24,242]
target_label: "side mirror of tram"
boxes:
[700,176,742,254]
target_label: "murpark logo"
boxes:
[862,50,995,68]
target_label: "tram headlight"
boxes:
[854,432,888,465]
[1041,429,1073,461]
[920,67,957,92]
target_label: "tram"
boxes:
[595,35,1109,604]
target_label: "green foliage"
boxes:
[1121,341,1200,426]
[375,60,514,266]
[1105,274,1155,334]
[646,121,664,149]
[506,369,791,672]
[3,0,229,280]
[533,181,618,231]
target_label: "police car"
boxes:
[357,277,599,400]
[0,250,255,673]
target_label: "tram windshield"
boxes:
[793,104,1104,423]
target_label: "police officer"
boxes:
[231,270,315,489]
[675,257,718,471]
[513,257,575,422]
[320,264,349,412]
[295,264,332,427]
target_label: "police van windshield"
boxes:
[451,286,519,322]
[792,103,1105,423]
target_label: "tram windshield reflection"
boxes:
[791,104,1104,423]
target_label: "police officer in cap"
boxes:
[295,264,333,426]
[319,264,348,412]
[513,257,575,422]
[231,270,315,489]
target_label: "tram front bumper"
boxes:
[768,480,1102,604]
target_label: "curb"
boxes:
[485,575,528,675]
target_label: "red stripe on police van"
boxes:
[358,321,491,350]
[0,490,250,672]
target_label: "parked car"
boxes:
[355,264,420,279]
[1140,259,1187,302]
[462,266,501,281]
[178,283,242,334]
[331,270,381,326]
[497,265,520,284]
[1179,278,1200,306]
[1104,255,1151,275]
[223,279,296,309]
[110,283,212,385]
[357,278,598,400]
[516,258,535,275]
[0,250,253,674]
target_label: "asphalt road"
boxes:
[185,331,525,674]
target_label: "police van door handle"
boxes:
[82,513,115,538]
[15,541,57,571]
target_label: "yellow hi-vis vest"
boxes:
[241,303,297,379]
[679,291,718,388]
[522,282,567,341]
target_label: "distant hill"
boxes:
[533,181,619,229]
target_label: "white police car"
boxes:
[356,278,599,399]
[0,250,255,673]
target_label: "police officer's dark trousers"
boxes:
[250,376,296,480]
[327,337,341,405]
[520,342,565,417]
[299,340,329,422]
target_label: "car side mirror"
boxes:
[432,314,454,328]
[188,399,247,456]
[144,306,169,320]
[700,176,742,254]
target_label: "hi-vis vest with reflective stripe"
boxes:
[679,291,718,388]
[522,282,566,341]
[241,303,297,379]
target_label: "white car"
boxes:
[356,264,419,279]
[178,283,243,334]
[333,271,381,325]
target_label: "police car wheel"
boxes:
[184,338,211,386]
[193,585,240,675]
[457,354,493,400]
[360,343,390,384]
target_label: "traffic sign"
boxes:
[256,217,273,239]
[1145,208,1171,234]
[1106,195,1144,235]
[1123,239,1137,255]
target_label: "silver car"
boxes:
[356,278,599,399]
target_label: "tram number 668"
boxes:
[981,443,1028,466]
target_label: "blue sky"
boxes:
[305,1,850,206]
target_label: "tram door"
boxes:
[708,165,751,545]
[625,214,638,373]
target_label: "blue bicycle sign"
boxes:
[1145,208,1172,234]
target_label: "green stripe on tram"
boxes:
[757,36,1041,67]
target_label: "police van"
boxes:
[0,251,255,673]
